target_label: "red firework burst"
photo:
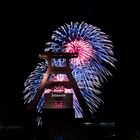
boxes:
[65,40,95,66]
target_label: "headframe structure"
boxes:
[28,51,92,119]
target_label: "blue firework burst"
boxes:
[23,21,116,125]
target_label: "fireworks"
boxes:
[23,21,116,125]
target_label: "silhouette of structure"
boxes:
[28,52,92,119]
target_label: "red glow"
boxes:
[44,87,73,94]
[49,74,69,82]
[53,86,64,93]
[53,101,63,109]
[44,74,73,94]
[65,40,94,66]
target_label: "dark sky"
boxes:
[1,1,138,130]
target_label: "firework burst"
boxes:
[23,21,116,125]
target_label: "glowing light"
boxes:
[49,74,69,82]
[65,40,94,66]
[53,86,64,93]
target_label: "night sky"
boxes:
[1,1,138,133]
